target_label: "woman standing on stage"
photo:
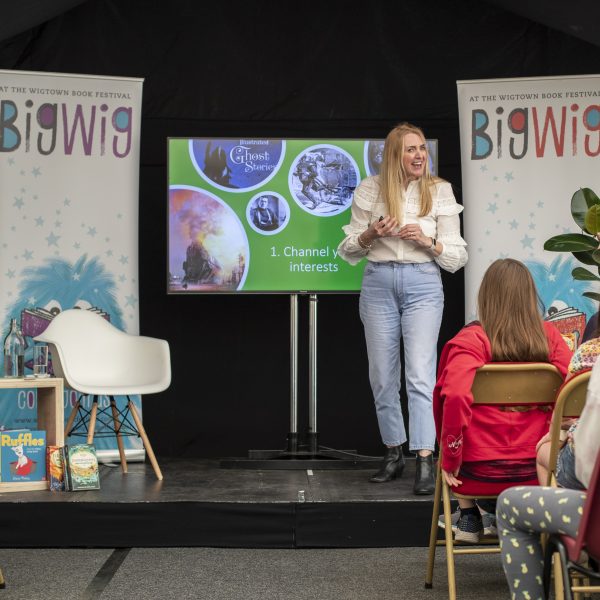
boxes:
[337,122,468,494]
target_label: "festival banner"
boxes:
[457,75,600,347]
[0,70,144,460]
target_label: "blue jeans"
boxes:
[359,261,443,451]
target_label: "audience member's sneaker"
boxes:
[482,511,497,537]
[455,512,483,543]
[438,508,496,535]
[438,508,460,531]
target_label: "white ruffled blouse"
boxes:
[337,175,468,273]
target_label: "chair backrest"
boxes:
[470,363,564,406]
[34,309,171,396]
[570,447,600,562]
[546,370,591,486]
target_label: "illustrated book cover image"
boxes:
[46,445,66,491]
[0,430,46,483]
[62,443,100,491]
[545,305,587,348]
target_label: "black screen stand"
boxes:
[220,294,382,470]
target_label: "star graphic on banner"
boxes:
[106,250,113,257]
[105,237,110,243]
[87,227,97,237]
[72,273,80,281]
[7,158,15,166]
[22,250,33,260]
[478,247,483,253]
[562,227,571,233]
[493,176,498,182]
[480,165,488,172]
[485,230,491,236]
[64,198,71,206]
[55,220,62,228]
[34,217,44,227]
[506,198,512,204]
[20,169,25,175]
[529,212,535,218]
[119,255,129,265]
[529,223,536,230]
[520,234,535,248]
[31,167,41,177]
[537,201,544,208]
[125,294,138,308]
[549,273,557,281]
[509,219,519,230]
[5,269,15,279]
[55,209,61,216]
[28,296,36,305]
[32,195,37,200]
[45,232,60,247]
[487,202,498,214]
[20,187,26,193]
[10,226,16,232]
[73,242,81,249]
[13,196,24,209]
[504,172,514,182]
[494,193,499,198]
[117,213,123,219]
[118,274,126,283]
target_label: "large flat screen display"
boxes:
[168,138,438,293]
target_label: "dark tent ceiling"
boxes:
[1,0,600,48]
[485,0,600,47]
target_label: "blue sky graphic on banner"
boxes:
[458,75,600,348]
[0,70,143,459]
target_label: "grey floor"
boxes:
[0,546,510,600]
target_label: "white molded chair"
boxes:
[34,309,171,480]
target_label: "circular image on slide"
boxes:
[168,186,249,292]
[189,139,286,192]
[364,140,385,176]
[246,192,289,236]
[364,140,438,176]
[289,144,359,216]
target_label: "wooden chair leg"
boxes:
[425,461,443,588]
[128,400,163,481]
[110,396,128,474]
[64,398,80,439]
[86,397,98,445]
[553,551,566,600]
[442,477,457,600]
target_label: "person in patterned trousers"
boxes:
[497,354,600,600]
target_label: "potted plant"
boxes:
[544,187,600,303]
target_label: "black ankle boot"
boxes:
[369,446,405,483]
[413,453,435,495]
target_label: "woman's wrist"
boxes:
[358,232,373,249]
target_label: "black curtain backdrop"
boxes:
[1,0,600,457]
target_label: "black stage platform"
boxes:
[0,457,439,549]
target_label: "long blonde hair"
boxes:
[478,259,549,362]
[379,122,438,221]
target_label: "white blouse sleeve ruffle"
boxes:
[337,177,379,265]
[433,181,468,274]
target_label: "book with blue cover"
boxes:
[0,430,46,483]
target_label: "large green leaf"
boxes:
[572,267,600,281]
[572,250,599,265]
[544,233,598,252]
[571,188,600,230]
[583,291,600,302]
[585,204,600,235]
